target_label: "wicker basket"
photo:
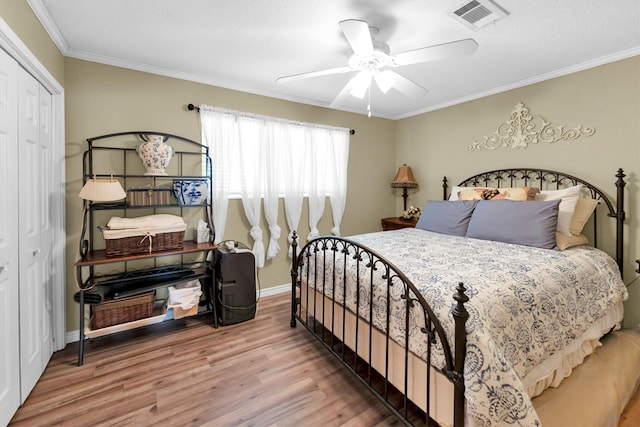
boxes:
[127,187,174,206]
[92,291,155,329]
[169,303,199,320]
[105,230,185,257]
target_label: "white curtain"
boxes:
[327,130,350,236]
[237,117,265,268]
[283,126,306,256]
[200,105,235,244]
[264,123,283,260]
[198,105,350,265]
[306,128,327,240]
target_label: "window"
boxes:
[200,105,350,264]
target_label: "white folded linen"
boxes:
[101,224,186,240]
[106,214,186,230]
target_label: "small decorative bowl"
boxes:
[173,179,208,205]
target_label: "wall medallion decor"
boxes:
[467,102,595,151]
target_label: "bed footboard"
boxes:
[290,233,468,426]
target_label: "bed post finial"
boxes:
[443,176,448,201]
[452,282,469,427]
[290,231,299,327]
[615,168,626,273]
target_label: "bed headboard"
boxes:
[442,168,626,273]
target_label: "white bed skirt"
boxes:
[300,287,640,427]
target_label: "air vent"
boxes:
[449,0,508,31]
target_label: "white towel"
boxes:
[101,224,187,240]
[106,214,186,230]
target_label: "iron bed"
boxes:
[289,167,628,427]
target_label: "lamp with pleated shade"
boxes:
[390,164,418,211]
[78,176,126,258]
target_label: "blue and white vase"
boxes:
[173,179,208,205]
[136,134,173,176]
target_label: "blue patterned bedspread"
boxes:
[309,228,627,426]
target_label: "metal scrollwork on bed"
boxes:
[290,167,626,427]
[444,167,626,270]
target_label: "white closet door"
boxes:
[38,84,54,369]
[0,46,20,426]
[18,66,51,402]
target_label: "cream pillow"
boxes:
[569,198,599,235]
[556,232,589,250]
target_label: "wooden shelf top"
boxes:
[75,241,217,267]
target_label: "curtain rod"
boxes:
[187,103,355,135]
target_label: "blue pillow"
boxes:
[415,200,479,236]
[466,199,561,249]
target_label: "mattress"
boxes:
[301,228,628,426]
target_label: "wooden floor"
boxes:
[9,292,640,427]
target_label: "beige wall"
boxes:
[63,58,397,330]
[397,56,640,327]
[4,1,639,333]
[0,2,64,84]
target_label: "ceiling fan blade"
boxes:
[277,65,354,83]
[339,19,374,56]
[387,71,428,98]
[394,39,478,66]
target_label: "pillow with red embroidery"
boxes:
[457,187,540,201]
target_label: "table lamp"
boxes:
[78,176,126,258]
[390,164,418,211]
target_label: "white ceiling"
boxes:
[29,0,640,119]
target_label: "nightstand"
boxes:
[381,217,417,231]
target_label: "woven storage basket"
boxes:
[92,291,155,329]
[127,187,174,206]
[105,230,185,257]
[170,303,199,319]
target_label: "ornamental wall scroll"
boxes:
[467,102,595,151]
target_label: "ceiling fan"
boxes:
[277,19,478,115]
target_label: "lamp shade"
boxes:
[78,177,126,202]
[390,164,418,188]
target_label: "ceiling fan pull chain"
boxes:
[367,85,372,117]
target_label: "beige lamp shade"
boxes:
[390,164,418,188]
[78,177,126,202]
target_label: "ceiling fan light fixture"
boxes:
[350,69,372,99]
[375,70,395,94]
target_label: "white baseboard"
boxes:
[65,282,291,344]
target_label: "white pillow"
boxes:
[536,185,584,237]
[536,184,584,200]
[555,195,579,236]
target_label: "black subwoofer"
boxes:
[213,247,256,325]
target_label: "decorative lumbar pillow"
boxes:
[457,187,540,201]
[555,232,589,250]
[466,199,561,249]
[415,200,479,236]
[448,186,488,201]
[569,198,599,235]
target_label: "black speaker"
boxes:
[213,247,256,325]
